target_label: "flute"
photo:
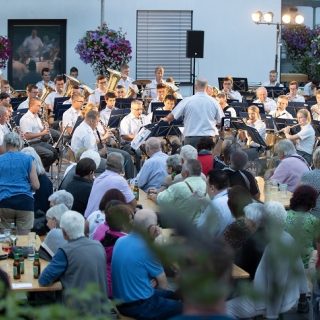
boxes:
[278,123,300,133]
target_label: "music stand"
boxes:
[288,101,306,108]
[107,108,130,128]
[115,98,134,109]
[150,102,164,113]
[245,126,267,148]
[12,108,28,125]
[239,112,266,120]
[312,120,320,137]
[146,120,183,139]
[54,104,70,121]
[218,77,248,92]
[274,118,299,133]
[265,86,288,99]
[250,102,265,114]
[10,97,27,110]
[230,117,247,131]
[265,115,276,131]
[99,96,106,111]
[53,97,69,111]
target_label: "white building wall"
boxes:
[0,0,281,93]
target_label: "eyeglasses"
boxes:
[132,108,143,111]
[98,81,107,85]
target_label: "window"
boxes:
[136,10,192,84]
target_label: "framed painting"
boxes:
[8,19,66,90]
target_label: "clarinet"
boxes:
[9,119,30,146]
[99,119,120,147]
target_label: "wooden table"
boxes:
[0,234,62,292]
[138,189,159,212]
[256,176,292,207]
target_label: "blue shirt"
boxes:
[111,233,164,302]
[39,248,68,286]
[0,151,33,201]
[137,151,168,192]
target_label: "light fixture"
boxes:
[263,12,274,24]
[295,14,304,25]
[252,11,262,23]
[282,14,291,24]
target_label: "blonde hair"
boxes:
[82,102,98,117]
[297,108,311,124]
[247,105,261,119]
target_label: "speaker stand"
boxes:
[192,57,196,95]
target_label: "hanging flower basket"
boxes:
[75,24,132,75]
[0,36,11,70]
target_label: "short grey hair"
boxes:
[4,132,23,150]
[264,201,287,227]
[133,209,157,231]
[48,190,74,209]
[21,147,45,175]
[313,147,320,169]
[166,154,182,169]
[182,159,202,176]
[145,137,161,153]
[46,203,69,226]
[274,139,296,157]
[244,202,265,226]
[180,145,197,161]
[106,152,124,173]
[230,150,248,170]
[256,86,267,95]
[60,210,85,240]
[196,78,208,89]
[80,150,101,169]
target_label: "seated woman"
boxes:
[89,189,126,240]
[197,137,214,176]
[0,132,39,234]
[99,203,133,298]
[285,184,318,268]
[40,203,69,259]
[283,108,315,165]
[159,154,182,190]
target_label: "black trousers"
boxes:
[31,142,59,170]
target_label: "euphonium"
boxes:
[39,84,55,123]
[64,74,81,97]
[106,68,122,93]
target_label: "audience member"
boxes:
[48,190,74,209]
[112,209,182,319]
[160,154,182,190]
[197,137,214,175]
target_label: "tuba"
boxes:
[64,74,81,97]
[106,68,122,93]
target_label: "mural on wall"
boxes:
[8,19,66,90]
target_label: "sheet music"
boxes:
[131,127,151,150]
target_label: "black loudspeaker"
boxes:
[186,30,204,58]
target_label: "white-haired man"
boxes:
[39,211,108,313]
[253,87,277,113]
[163,79,223,148]
[48,190,74,209]
[267,139,310,192]
[136,137,168,192]
[84,152,136,218]
[112,209,182,319]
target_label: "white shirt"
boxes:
[120,113,150,137]
[288,95,305,103]
[118,77,138,93]
[62,106,81,130]
[197,189,234,237]
[222,89,242,102]
[144,79,165,99]
[20,110,44,140]
[262,81,283,87]
[100,107,116,126]
[253,97,277,113]
[269,109,293,119]
[88,88,105,105]
[311,104,320,121]
[45,91,63,109]
[62,98,72,105]
[172,92,224,137]
[17,98,29,110]
[71,121,97,154]
[223,106,237,118]
[36,80,55,92]
[0,123,10,135]
[296,123,315,155]
[0,128,3,146]
[148,98,162,114]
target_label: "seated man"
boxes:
[221,76,242,102]
[287,81,305,103]
[197,170,234,236]
[267,139,309,192]
[112,209,182,319]
[253,87,276,113]
[100,92,117,126]
[262,69,283,87]
[136,137,168,192]
[269,95,292,119]
[155,159,208,223]
[39,210,108,314]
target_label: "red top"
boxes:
[198,154,214,176]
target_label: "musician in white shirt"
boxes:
[262,70,283,87]
[221,76,242,102]
[17,84,39,110]
[45,75,65,111]
[148,83,167,113]
[36,67,55,95]
[117,63,138,97]
[253,87,277,113]
[269,95,293,119]
[287,81,305,103]
[120,100,150,170]
[283,109,315,165]
[100,92,117,126]
[0,106,9,153]
[310,89,320,121]
[216,92,236,117]
[144,66,165,99]
[88,75,107,106]
[62,93,84,135]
